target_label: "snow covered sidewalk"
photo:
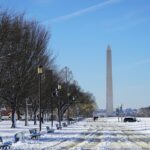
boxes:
[98,118,150,150]
[0,118,150,150]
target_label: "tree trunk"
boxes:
[25,103,28,126]
[34,110,37,125]
[17,109,21,120]
[11,106,16,128]
[41,112,44,124]
[60,109,63,121]
[57,108,59,122]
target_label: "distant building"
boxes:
[123,108,138,116]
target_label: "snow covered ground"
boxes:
[0,117,150,150]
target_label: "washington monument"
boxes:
[106,45,113,116]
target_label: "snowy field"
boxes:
[0,117,150,150]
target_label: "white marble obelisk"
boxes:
[106,45,113,116]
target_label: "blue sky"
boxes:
[0,0,150,109]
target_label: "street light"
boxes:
[49,70,54,128]
[57,84,62,129]
[67,92,70,125]
[37,65,43,131]
[120,104,123,122]
[72,96,78,121]
[25,98,32,126]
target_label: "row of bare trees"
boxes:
[0,10,97,128]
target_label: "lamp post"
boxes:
[37,66,43,131]
[25,98,32,126]
[57,84,62,128]
[45,69,53,128]
[116,107,120,122]
[120,104,123,122]
[72,96,76,121]
[67,92,70,125]
[50,70,53,128]
[51,92,54,128]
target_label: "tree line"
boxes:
[0,10,97,128]
[138,106,150,117]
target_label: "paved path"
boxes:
[51,118,150,150]
[9,118,150,150]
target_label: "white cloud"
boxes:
[50,0,121,23]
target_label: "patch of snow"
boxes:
[0,117,150,149]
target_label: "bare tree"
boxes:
[0,11,51,128]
